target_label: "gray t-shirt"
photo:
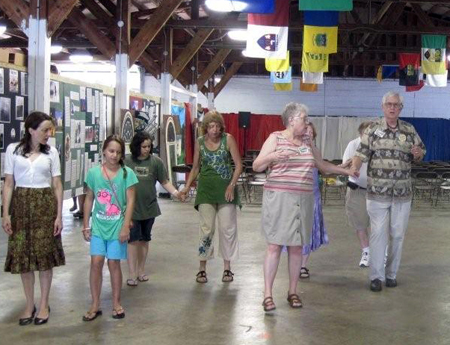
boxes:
[124,154,168,220]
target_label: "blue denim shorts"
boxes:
[90,235,127,260]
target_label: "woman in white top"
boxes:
[2,112,64,326]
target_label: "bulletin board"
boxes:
[55,81,105,200]
[0,63,28,207]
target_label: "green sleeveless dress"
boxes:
[194,133,241,210]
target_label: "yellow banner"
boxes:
[265,51,290,72]
[303,25,338,54]
[301,51,329,73]
[274,82,293,91]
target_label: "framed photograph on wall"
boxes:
[0,68,4,94]
[9,70,19,93]
[0,97,11,123]
[16,96,24,120]
[0,123,4,149]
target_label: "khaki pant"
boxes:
[198,204,239,261]
[367,199,411,281]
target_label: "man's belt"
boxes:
[347,181,366,190]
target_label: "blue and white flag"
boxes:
[270,67,292,83]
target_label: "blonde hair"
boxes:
[200,110,225,135]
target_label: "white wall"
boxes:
[212,76,450,119]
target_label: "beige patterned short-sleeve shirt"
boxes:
[355,117,426,202]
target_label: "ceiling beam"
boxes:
[82,0,115,27]
[410,3,435,27]
[0,0,29,32]
[128,0,184,66]
[197,49,231,89]
[169,28,214,80]
[97,0,116,16]
[47,0,79,36]
[67,6,116,59]
[214,62,242,98]
[116,0,131,54]
[139,51,161,78]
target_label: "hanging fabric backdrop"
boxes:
[220,113,450,162]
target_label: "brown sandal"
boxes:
[287,294,303,308]
[196,270,208,283]
[262,297,276,312]
[222,270,234,282]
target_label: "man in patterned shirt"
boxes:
[352,91,425,292]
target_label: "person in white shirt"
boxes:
[342,122,372,267]
[2,112,64,326]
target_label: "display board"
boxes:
[0,64,28,207]
[54,82,104,200]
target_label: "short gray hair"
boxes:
[381,91,404,107]
[281,102,309,126]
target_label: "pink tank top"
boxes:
[264,131,315,194]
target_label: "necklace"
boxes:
[387,123,398,130]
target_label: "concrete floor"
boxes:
[0,198,449,345]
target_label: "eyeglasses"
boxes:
[292,115,310,123]
[384,102,402,109]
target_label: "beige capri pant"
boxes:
[345,187,370,230]
[198,204,239,261]
[262,190,314,246]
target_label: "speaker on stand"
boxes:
[239,111,251,157]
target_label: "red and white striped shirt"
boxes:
[264,132,315,194]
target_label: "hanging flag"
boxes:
[239,0,275,14]
[246,0,289,59]
[274,82,292,91]
[299,0,353,11]
[398,53,420,86]
[421,35,447,75]
[265,51,290,72]
[304,11,339,27]
[302,51,328,72]
[376,65,398,82]
[302,71,323,84]
[303,25,338,54]
[406,68,425,92]
[426,71,448,87]
[300,80,318,92]
[270,67,292,83]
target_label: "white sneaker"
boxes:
[359,251,370,267]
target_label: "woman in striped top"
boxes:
[253,103,357,312]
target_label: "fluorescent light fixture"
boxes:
[205,0,248,12]
[50,45,63,54]
[0,25,6,36]
[69,51,93,63]
[227,30,248,41]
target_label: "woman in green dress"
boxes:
[181,111,242,283]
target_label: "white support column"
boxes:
[138,66,146,94]
[28,17,50,114]
[207,92,215,110]
[188,84,198,120]
[160,72,171,115]
[114,53,129,133]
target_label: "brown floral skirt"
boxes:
[4,187,65,274]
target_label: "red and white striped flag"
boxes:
[246,0,289,59]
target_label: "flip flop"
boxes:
[137,274,149,282]
[112,307,125,319]
[82,310,102,322]
[126,278,138,286]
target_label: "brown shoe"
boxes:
[287,293,303,308]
